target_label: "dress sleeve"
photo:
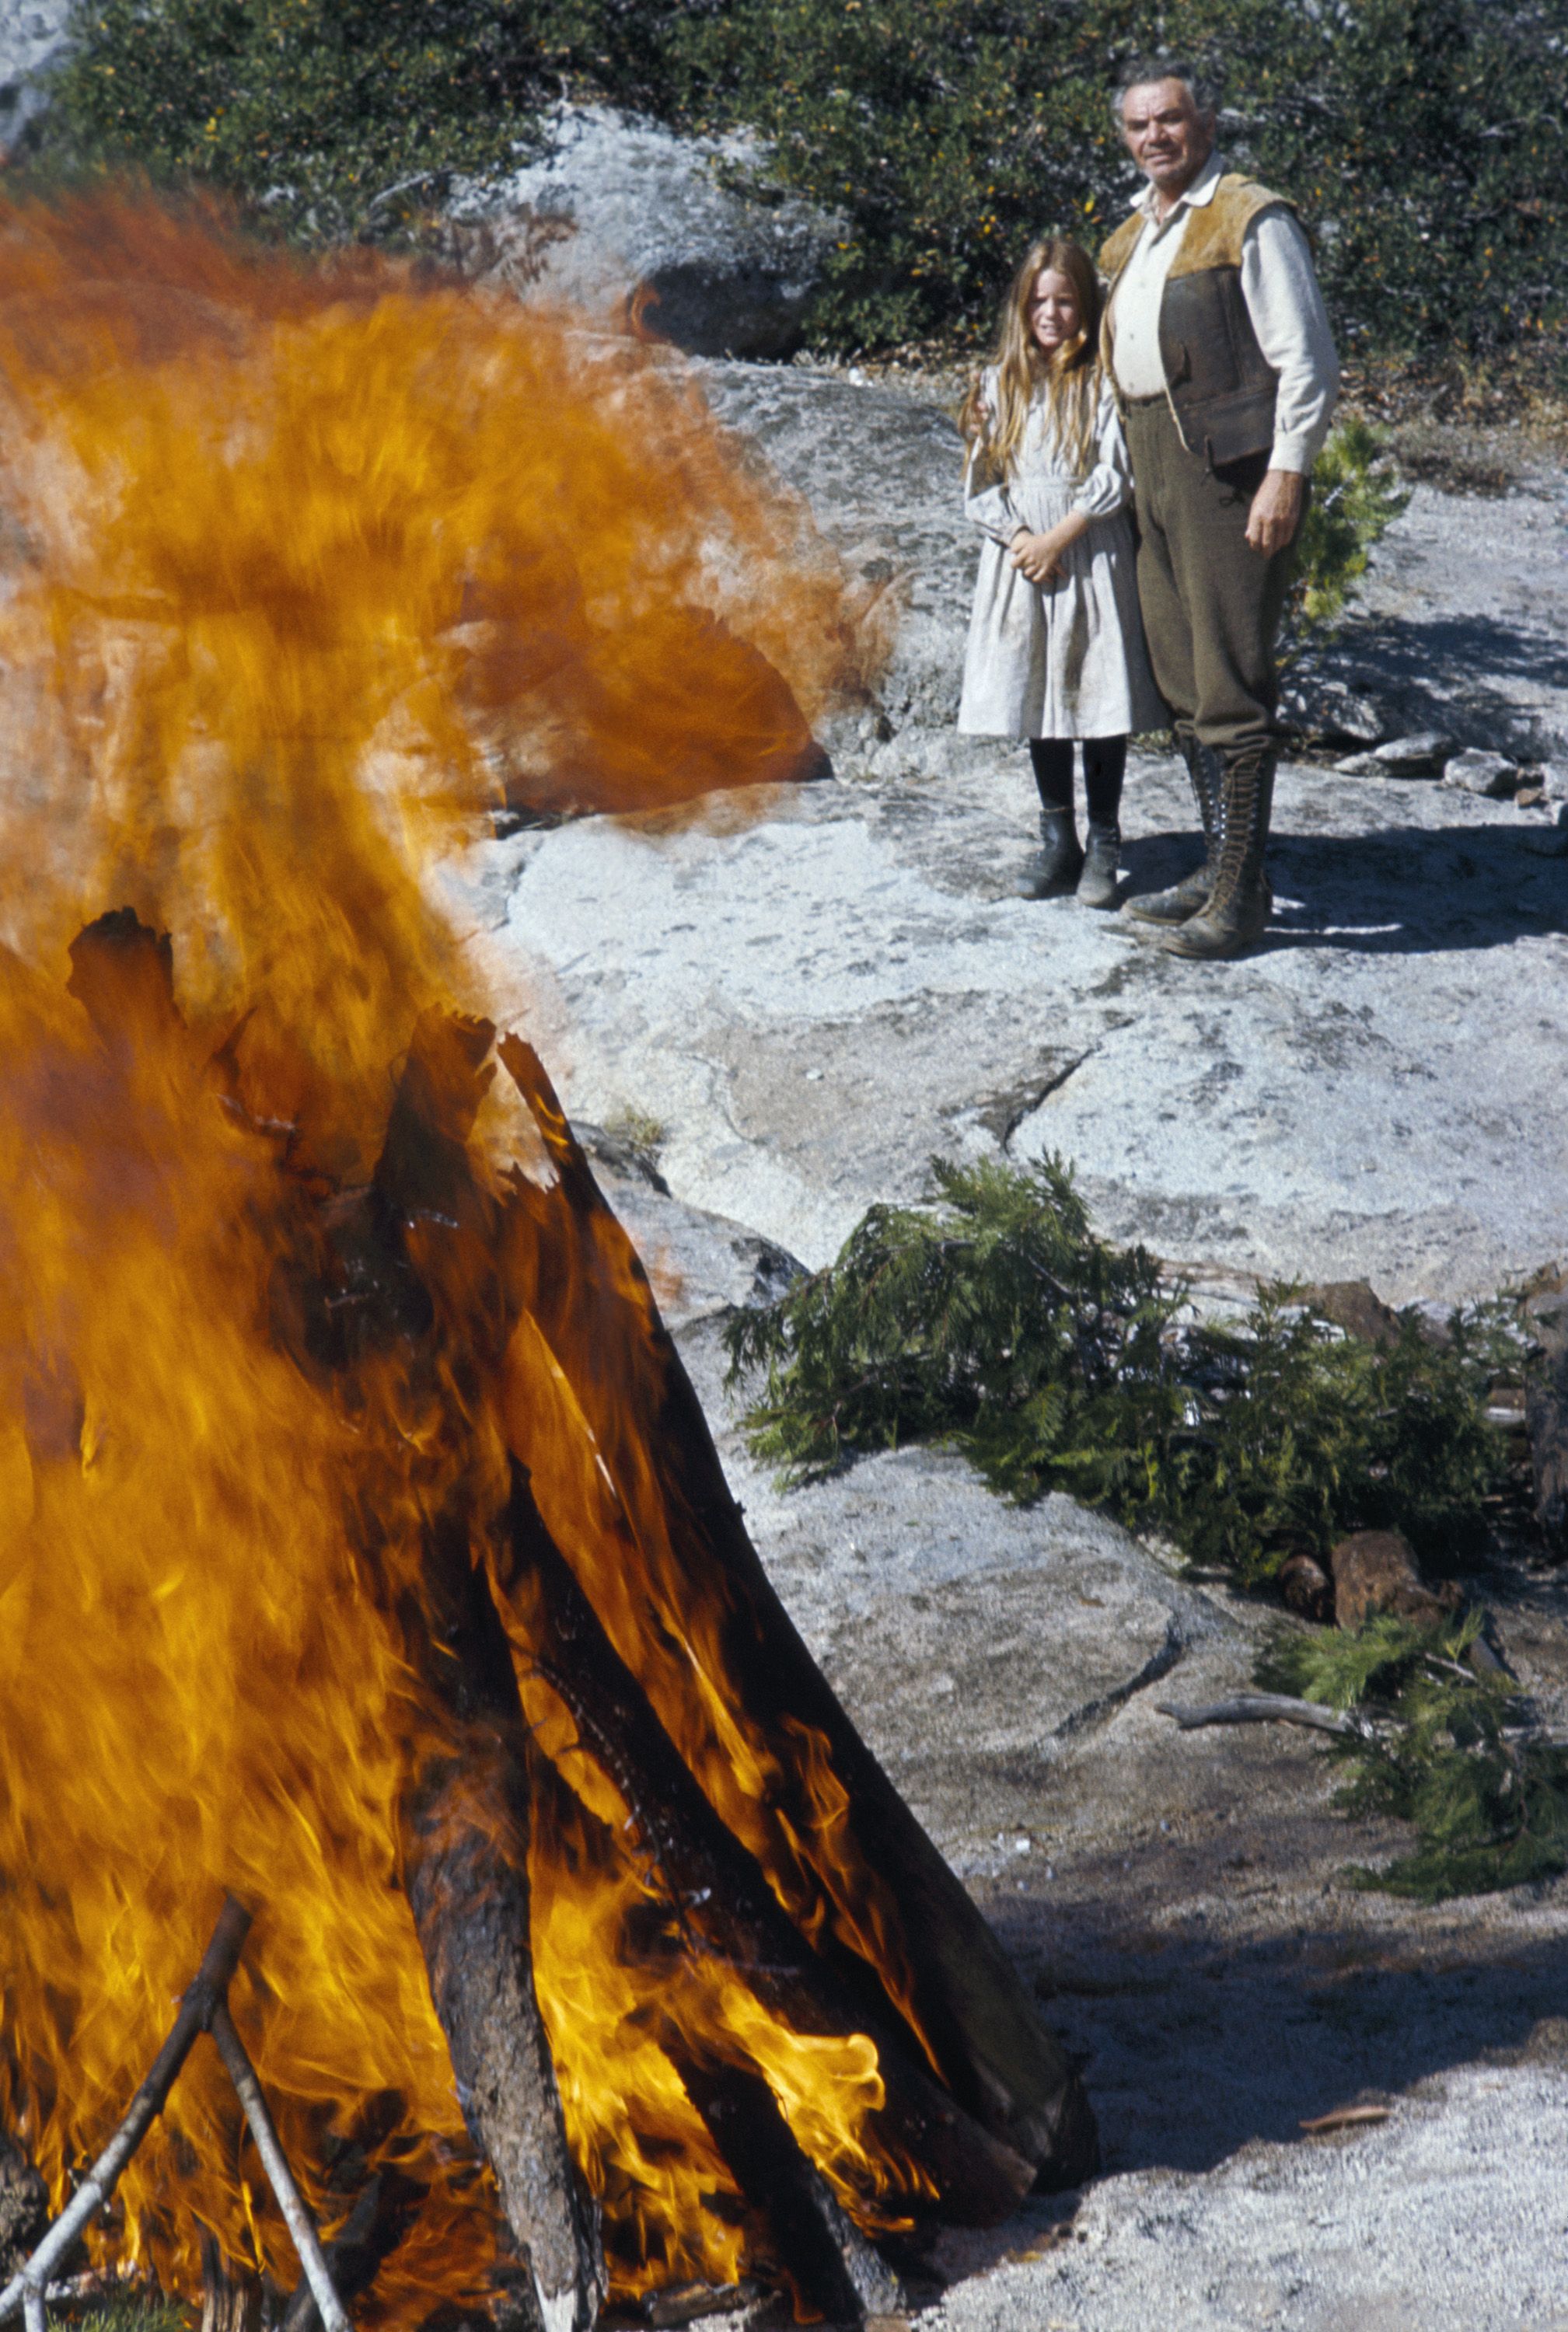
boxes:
[1070,385,1134,519]
[962,374,1024,545]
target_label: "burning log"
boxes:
[14,930,1092,2327]
[659,2036,903,2330]
[497,1464,1035,2230]
[278,2174,425,2332]
[199,2233,261,2332]
[498,1038,1098,2187]
[399,1517,606,2332]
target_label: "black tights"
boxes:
[1028,736,1126,826]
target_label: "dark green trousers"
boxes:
[1124,397,1301,756]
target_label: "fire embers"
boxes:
[0,915,1091,2327]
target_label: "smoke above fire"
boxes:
[0,191,891,2318]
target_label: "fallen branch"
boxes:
[1156,1694,1376,1740]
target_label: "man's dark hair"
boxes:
[1112,58,1221,121]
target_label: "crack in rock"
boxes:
[1050,1615,1190,1743]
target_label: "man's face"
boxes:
[1120,78,1215,199]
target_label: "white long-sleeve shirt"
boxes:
[1107,152,1339,474]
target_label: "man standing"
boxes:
[1101,61,1339,958]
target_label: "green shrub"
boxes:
[1259,1615,1568,1901]
[724,1154,1511,1585]
[1283,418,1411,661]
[43,0,627,243]
[39,2,1568,379]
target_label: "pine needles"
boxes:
[1259,1616,1568,1901]
[724,1154,1512,1585]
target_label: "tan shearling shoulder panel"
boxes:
[1097,211,1146,282]
[1168,174,1296,278]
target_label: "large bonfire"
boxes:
[0,195,1094,2331]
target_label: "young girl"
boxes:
[958,236,1164,905]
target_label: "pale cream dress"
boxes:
[958,370,1165,740]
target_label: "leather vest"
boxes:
[1100,174,1295,468]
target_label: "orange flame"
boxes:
[0,187,912,2319]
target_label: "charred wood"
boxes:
[0,2143,45,2287]
[498,1467,1034,2230]
[279,2172,425,2332]
[290,1010,605,2332]
[198,2233,262,2332]
[660,2034,903,2330]
[498,1038,1097,2187]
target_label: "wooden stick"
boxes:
[206,2006,350,2332]
[0,1898,253,2325]
[1156,1694,1374,1740]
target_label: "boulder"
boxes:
[1526,799,1568,855]
[1280,667,1388,746]
[1373,731,1450,777]
[1332,750,1387,777]
[445,103,843,358]
[1442,747,1517,798]
[0,0,73,154]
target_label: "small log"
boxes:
[498,1038,1097,2187]
[1157,1695,1373,1740]
[400,1522,605,2332]
[498,1467,1035,2230]
[660,2033,903,2330]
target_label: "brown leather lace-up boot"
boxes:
[1162,746,1276,960]
[1121,727,1223,924]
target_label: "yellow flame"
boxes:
[0,187,919,2320]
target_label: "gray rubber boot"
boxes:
[1014,808,1084,899]
[1163,748,1276,959]
[1121,729,1222,924]
[1077,821,1122,909]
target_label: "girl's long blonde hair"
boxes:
[961,236,1102,485]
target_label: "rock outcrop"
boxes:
[446,103,843,358]
[0,0,72,154]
